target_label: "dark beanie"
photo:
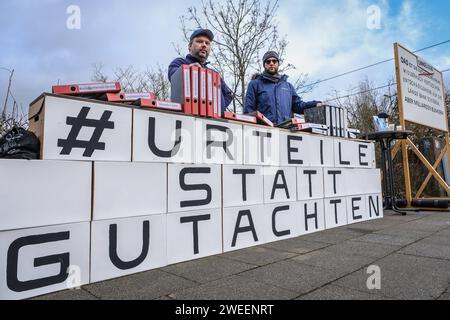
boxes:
[263,51,280,64]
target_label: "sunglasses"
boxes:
[265,59,279,65]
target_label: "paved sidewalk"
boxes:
[35,211,450,300]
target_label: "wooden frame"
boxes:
[394,43,450,208]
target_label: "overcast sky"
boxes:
[0,0,449,115]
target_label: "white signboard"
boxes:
[279,132,335,167]
[334,139,375,168]
[297,167,325,200]
[90,215,167,283]
[0,222,90,300]
[395,43,448,132]
[296,200,326,235]
[0,160,91,231]
[133,108,196,163]
[93,162,167,220]
[195,119,243,164]
[243,127,280,166]
[167,164,221,213]
[38,95,132,161]
[223,205,268,252]
[324,197,348,229]
[222,165,264,208]
[166,209,222,264]
[263,167,297,203]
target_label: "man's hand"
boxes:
[316,102,325,107]
[189,62,202,68]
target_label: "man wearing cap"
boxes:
[244,51,323,126]
[168,28,233,113]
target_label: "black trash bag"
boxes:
[0,127,40,159]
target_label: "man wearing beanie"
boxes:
[244,51,323,125]
[168,28,233,114]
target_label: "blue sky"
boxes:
[0,0,449,115]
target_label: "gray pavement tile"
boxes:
[239,260,341,294]
[162,256,256,283]
[435,228,450,237]
[438,292,450,300]
[374,227,433,239]
[221,246,297,266]
[325,240,401,259]
[344,219,404,232]
[261,237,331,254]
[298,229,367,244]
[170,275,297,300]
[83,269,197,300]
[291,249,375,276]
[396,219,450,232]
[296,284,390,300]
[353,233,426,246]
[334,253,450,300]
[399,237,450,260]
[31,288,99,300]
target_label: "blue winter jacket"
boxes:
[168,54,233,114]
[244,73,319,125]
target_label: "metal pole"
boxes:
[1,68,14,121]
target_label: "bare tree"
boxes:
[180,0,312,113]
[91,64,171,101]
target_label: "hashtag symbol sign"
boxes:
[57,106,115,157]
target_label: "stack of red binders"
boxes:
[170,64,222,119]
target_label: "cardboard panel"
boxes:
[166,209,222,264]
[223,205,267,252]
[295,200,326,235]
[0,222,90,300]
[323,168,347,198]
[263,203,301,243]
[263,167,297,204]
[297,167,325,201]
[41,95,131,161]
[344,169,382,195]
[279,132,334,167]
[243,126,280,166]
[133,108,195,163]
[346,195,369,225]
[195,119,243,164]
[334,139,375,168]
[168,164,221,213]
[93,162,167,220]
[0,159,91,231]
[223,165,264,208]
[90,215,167,283]
[324,197,348,229]
[366,194,384,220]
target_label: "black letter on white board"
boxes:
[180,214,211,255]
[233,169,256,201]
[272,206,291,237]
[148,117,182,157]
[304,202,318,231]
[232,210,258,247]
[303,170,318,198]
[109,221,149,270]
[359,144,369,166]
[352,197,363,220]
[271,170,290,199]
[179,167,212,207]
[206,124,234,160]
[330,199,342,224]
[287,135,303,165]
[327,170,342,195]
[338,142,351,165]
[320,140,324,165]
[368,196,380,217]
[253,131,272,162]
[7,232,70,292]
